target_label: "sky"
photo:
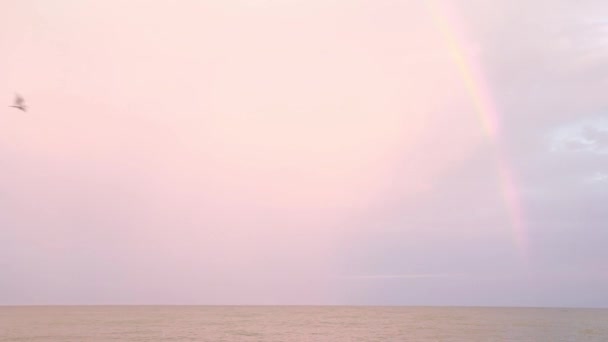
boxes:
[0,0,607,307]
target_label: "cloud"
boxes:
[549,116,608,154]
[583,125,608,150]
[337,273,459,280]
[587,172,608,183]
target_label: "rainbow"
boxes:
[425,0,528,257]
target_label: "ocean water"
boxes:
[1,306,607,341]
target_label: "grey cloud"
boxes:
[582,125,608,150]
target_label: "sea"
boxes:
[1,306,607,341]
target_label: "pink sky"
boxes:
[1,0,607,306]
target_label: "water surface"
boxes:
[1,306,606,341]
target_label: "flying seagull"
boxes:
[9,94,27,112]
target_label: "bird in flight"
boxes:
[9,94,27,112]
